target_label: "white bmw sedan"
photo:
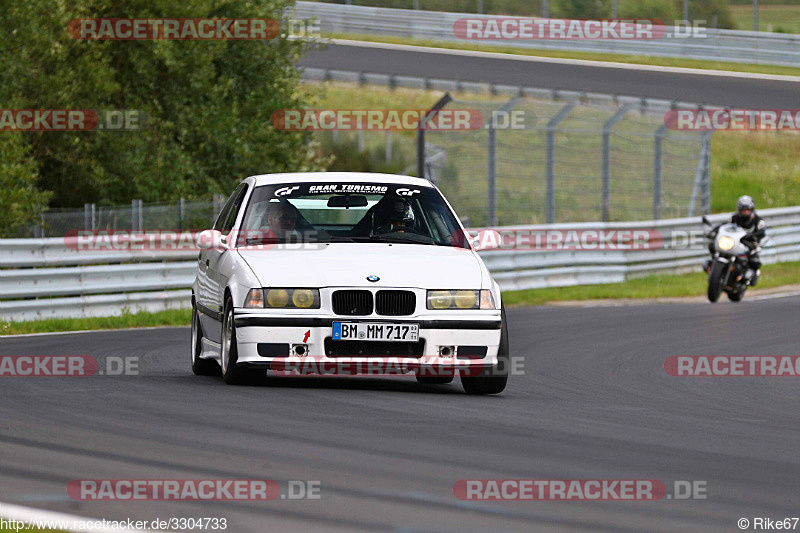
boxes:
[191,172,508,394]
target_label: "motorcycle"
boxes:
[702,216,760,303]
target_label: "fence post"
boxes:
[653,124,668,220]
[212,194,225,222]
[84,203,91,231]
[601,104,633,222]
[701,131,712,214]
[179,197,185,231]
[688,132,711,217]
[417,92,452,179]
[385,131,392,165]
[487,123,496,226]
[545,101,578,224]
[131,199,143,231]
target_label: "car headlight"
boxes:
[426,290,496,310]
[246,288,320,309]
[717,236,735,251]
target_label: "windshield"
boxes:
[237,182,468,248]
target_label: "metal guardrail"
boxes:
[292,1,800,67]
[2,206,800,321]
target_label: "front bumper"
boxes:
[233,311,502,371]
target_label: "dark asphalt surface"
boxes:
[300,42,800,108]
[2,297,800,531]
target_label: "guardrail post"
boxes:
[653,124,668,220]
[602,104,633,222]
[546,101,578,224]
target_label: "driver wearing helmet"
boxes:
[705,195,766,285]
[371,197,416,235]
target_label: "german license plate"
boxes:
[332,322,419,342]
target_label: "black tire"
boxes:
[221,297,248,385]
[727,289,744,302]
[191,302,219,376]
[707,261,725,303]
[461,306,509,395]
[416,375,454,385]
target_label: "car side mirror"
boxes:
[196,229,224,250]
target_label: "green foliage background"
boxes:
[0,0,321,236]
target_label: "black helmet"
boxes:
[736,195,755,218]
[374,198,415,231]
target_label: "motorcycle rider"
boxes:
[704,195,766,286]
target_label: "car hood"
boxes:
[238,243,484,289]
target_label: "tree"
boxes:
[0,0,322,222]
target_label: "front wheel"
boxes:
[462,306,509,395]
[221,298,248,385]
[707,261,725,303]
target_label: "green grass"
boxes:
[326,33,800,77]
[0,308,191,336]
[730,5,800,33]
[502,260,800,306]
[711,131,800,212]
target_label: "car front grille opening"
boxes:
[375,290,416,316]
[332,290,374,315]
[324,338,426,357]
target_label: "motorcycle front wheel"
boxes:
[708,261,725,303]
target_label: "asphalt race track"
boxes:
[299,41,800,108]
[1,297,799,532]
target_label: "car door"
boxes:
[206,184,249,336]
[197,185,243,340]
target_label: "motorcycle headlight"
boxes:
[260,288,320,309]
[426,290,496,310]
[717,236,735,251]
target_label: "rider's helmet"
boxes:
[736,195,755,221]
[374,197,415,232]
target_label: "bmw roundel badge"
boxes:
[367,275,380,282]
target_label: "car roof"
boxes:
[248,172,434,188]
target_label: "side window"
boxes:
[220,184,249,235]
[213,186,242,232]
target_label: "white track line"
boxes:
[746,289,800,301]
[0,501,156,532]
[330,38,800,83]
[0,325,184,339]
